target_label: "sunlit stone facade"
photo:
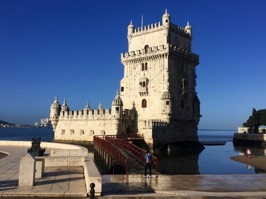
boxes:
[120,10,201,147]
[50,10,201,147]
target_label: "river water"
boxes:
[0,128,264,174]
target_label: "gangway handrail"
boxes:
[103,136,159,172]
[94,136,130,173]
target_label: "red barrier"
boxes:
[94,136,130,173]
[95,135,159,172]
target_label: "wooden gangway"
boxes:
[93,135,158,174]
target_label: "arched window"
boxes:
[142,99,147,108]
[142,81,146,87]
[141,63,144,71]
[141,63,148,71]
[144,45,149,53]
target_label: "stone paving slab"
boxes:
[0,145,87,198]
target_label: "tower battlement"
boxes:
[170,23,191,38]
[130,22,190,37]
[121,44,199,63]
[130,21,162,35]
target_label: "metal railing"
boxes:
[95,135,158,172]
[94,136,130,173]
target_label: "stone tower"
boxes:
[50,96,61,130]
[120,10,201,148]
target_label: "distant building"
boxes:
[40,118,50,127]
[50,10,202,148]
[35,118,51,127]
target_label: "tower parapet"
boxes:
[127,21,190,39]
[121,44,199,63]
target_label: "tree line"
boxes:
[243,108,266,133]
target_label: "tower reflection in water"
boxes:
[154,144,203,175]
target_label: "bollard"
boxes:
[90,183,95,199]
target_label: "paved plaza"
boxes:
[1,145,266,198]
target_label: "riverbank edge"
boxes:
[231,155,266,171]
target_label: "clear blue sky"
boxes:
[1,0,266,129]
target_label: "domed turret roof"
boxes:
[112,91,123,106]
[162,9,170,18]
[128,20,134,28]
[50,96,61,109]
[185,21,192,29]
[61,99,69,111]
[84,102,91,111]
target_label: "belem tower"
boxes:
[50,10,202,148]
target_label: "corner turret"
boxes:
[50,96,61,130]
[128,20,134,35]
[162,9,170,36]
[162,9,170,26]
[98,102,102,110]
[161,91,171,122]
[185,21,192,37]
[127,20,134,44]
[84,102,91,111]
[112,91,123,118]
[61,99,69,112]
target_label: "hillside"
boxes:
[0,120,14,125]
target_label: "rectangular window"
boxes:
[70,129,74,135]
[121,87,124,92]
[61,130,65,135]
[80,130,84,135]
[166,101,170,105]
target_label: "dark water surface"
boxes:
[0,128,264,174]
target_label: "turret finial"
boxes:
[54,96,59,103]
[185,21,192,37]
[98,102,102,110]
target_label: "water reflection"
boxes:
[233,143,266,174]
[233,144,266,156]
[155,145,201,174]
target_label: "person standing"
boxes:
[247,148,251,158]
[144,150,152,178]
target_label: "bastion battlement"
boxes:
[59,108,135,120]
